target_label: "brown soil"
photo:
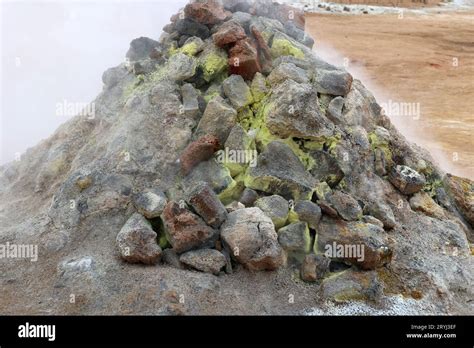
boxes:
[306,11,474,179]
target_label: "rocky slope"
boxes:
[0,0,472,315]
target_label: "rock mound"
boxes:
[0,0,472,315]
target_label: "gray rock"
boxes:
[223,124,255,176]
[232,11,253,29]
[180,249,226,275]
[116,213,162,264]
[278,222,311,253]
[175,18,210,39]
[167,53,197,81]
[250,72,268,102]
[195,95,237,144]
[133,188,167,219]
[320,270,383,303]
[162,248,184,269]
[245,141,318,200]
[364,201,396,229]
[327,191,362,221]
[182,159,235,198]
[181,83,201,119]
[316,218,392,270]
[126,37,161,61]
[284,21,314,48]
[186,182,228,228]
[264,79,334,140]
[273,55,313,71]
[389,165,426,195]
[131,59,159,76]
[239,188,259,207]
[300,254,331,282]
[361,215,384,229]
[267,62,310,85]
[326,96,344,124]
[225,201,245,213]
[294,200,322,229]
[254,195,289,229]
[313,69,353,96]
[222,74,254,110]
[220,207,285,271]
[102,65,128,88]
[309,150,345,188]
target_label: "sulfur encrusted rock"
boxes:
[254,195,289,229]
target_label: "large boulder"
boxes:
[116,213,162,264]
[245,141,318,200]
[220,207,285,270]
[162,202,217,253]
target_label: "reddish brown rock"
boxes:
[186,182,228,228]
[212,20,247,48]
[180,135,220,176]
[184,0,230,26]
[162,201,217,253]
[228,38,261,80]
[251,26,271,62]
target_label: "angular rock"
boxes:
[320,270,383,303]
[326,96,345,124]
[300,254,331,282]
[267,62,310,85]
[232,11,253,29]
[239,187,259,207]
[181,83,201,119]
[364,201,396,229]
[361,215,384,229]
[182,159,236,198]
[186,182,228,228]
[254,195,289,229]
[444,174,474,227]
[167,53,197,81]
[223,0,252,13]
[278,222,311,253]
[263,79,334,140]
[225,201,245,213]
[389,165,426,195]
[126,37,161,62]
[184,0,230,25]
[270,31,306,59]
[318,200,339,218]
[198,44,228,83]
[212,20,247,48]
[228,38,261,81]
[102,65,128,88]
[284,21,314,48]
[179,249,226,275]
[245,141,318,200]
[316,218,392,270]
[250,72,268,102]
[179,36,205,56]
[309,150,344,188]
[327,191,362,221]
[313,69,353,96]
[220,207,285,271]
[293,200,322,229]
[195,95,237,144]
[180,135,220,176]
[222,74,254,110]
[162,202,217,254]
[131,59,159,75]
[409,191,446,220]
[116,213,162,264]
[162,248,184,269]
[175,18,210,40]
[222,124,255,176]
[133,188,167,219]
